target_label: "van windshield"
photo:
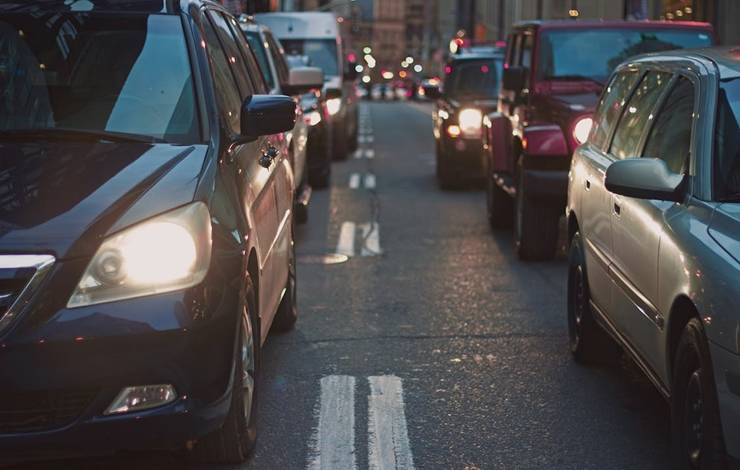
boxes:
[280,39,337,78]
[0,13,199,143]
[445,59,502,100]
[538,28,713,84]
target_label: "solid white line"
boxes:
[336,222,356,257]
[349,173,360,189]
[368,376,414,470]
[364,174,376,189]
[365,149,375,159]
[360,223,381,256]
[308,376,357,470]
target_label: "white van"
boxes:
[255,12,358,160]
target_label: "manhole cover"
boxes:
[297,253,349,265]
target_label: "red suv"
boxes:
[484,20,714,260]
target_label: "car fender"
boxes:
[484,112,513,173]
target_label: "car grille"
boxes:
[0,389,97,434]
[0,255,55,337]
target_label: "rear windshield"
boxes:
[538,28,713,84]
[280,39,337,78]
[716,78,740,199]
[445,59,502,100]
[0,13,198,143]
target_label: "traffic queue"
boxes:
[424,18,740,469]
[0,0,356,464]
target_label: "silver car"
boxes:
[566,47,740,469]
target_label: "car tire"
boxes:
[436,142,457,190]
[193,278,259,464]
[486,172,513,229]
[671,318,728,470]
[272,228,298,332]
[567,232,621,365]
[514,165,559,260]
[295,169,309,225]
[333,121,349,161]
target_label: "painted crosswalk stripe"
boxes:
[336,222,356,257]
[368,376,414,470]
[364,174,376,189]
[359,223,381,256]
[308,376,357,470]
[349,173,361,189]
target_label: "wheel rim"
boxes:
[241,309,256,424]
[684,369,704,468]
[568,264,586,353]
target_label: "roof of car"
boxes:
[0,0,227,14]
[631,46,740,80]
[513,19,713,31]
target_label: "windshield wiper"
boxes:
[547,75,604,87]
[0,128,164,144]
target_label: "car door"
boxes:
[579,70,640,313]
[202,10,282,323]
[606,70,673,359]
[611,75,696,368]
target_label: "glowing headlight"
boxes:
[68,202,212,308]
[573,117,593,145]
[304,110,322,126]
[326,98,342,116]
[458,108,482,137]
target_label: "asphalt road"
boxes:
[17,101,673,469]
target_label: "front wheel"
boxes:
[671,318,728,470]
[272,229,298,332]
[486,173,513,229]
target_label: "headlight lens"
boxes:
[68,202,212,308]
[326,98,342,116]
[458,108,482,137]
[573,116,593,145]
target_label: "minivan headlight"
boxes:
[68,202,212,308]
[458,108,482,137]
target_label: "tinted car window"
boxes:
[716,78,740,197]
[245,31,276,90]
[445,59,502,100]
[207,11,254,98]
[0,13,198,143]
[590,70,640,149]
[610,71,671,159]
[642,77,694,174]
[201,13,242,134]
[226,17,267,94]
[265,32,290,86]
[281,39,337,77]
[538,29,712,83]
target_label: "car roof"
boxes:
[0,0,227,14]
[513,19,713,32]
[630,46,740,80]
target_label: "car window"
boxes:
[264,32,290,86]
[509,34,522,67]
[609,71,671,159]
[521,33,533,69]
[715,78,740,198]
[226,16,268,94]
[642,77,694,174]
[590,70,640,149]
[206,11,254,98]
[245,31,276,90]
[201,13,241,134]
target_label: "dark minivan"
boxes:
[0,0,306,464]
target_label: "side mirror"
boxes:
[283,66,324,95]
[503,66,526,93]
[344,61,359,81]
[240,95,296,141]
[605,158,685,202]
[422,84,441,99]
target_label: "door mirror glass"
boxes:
[240,94,296,140]
[605,158,685,202]
[503,66,526,93]
[284,66,324,95]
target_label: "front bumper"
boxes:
[440,136,485,179]
[710,342,740,462]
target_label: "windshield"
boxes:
[279,39,338,78]
[245,31,276,90]
[0,13,198,143]
[445,59,502,100]
[538,29,713,83]
[716,78,740,199]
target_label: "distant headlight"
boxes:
[573,117,593,145]
[326,98,342,116]
[458,108,482,137]
[68,202,212,308]
[304,110,322,126]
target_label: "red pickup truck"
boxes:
[484,20,714,260]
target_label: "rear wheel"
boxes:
[436,142,458,190]
[193,279,258,463]
[671,318,728,470]
[272,227,298,332]
[486,173,513,229]
[514,165,559,260]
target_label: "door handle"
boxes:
[585,179,591,190]
[614,202,621,215]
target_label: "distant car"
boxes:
[256,12,359,159]
[240,18,326,204]
[484,20,715,260]
[566,47,740,469]
[384,84,396,101]
[371,84,384,100]
[424,51,504,189]
[0,0,297,464]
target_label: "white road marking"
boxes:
[336,222,356,257]
[364,174,376,189]
[308,376,357,470]
[349,173,361,189]
[368,376,414,470]
[359,135,375,144]
[365,149,375,159]
[359,223,382,256]
[353,149,363,159]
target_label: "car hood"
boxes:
[542,92,600,114]
[709,203,740,264]
[448,98,499,114]
[0,141,207,259]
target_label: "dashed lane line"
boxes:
[336,222,356,257]
[307,376,357,470]
[368,376,415,470]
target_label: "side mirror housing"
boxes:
[283,66,324,95]
[240,95,296,141]
[344,61,359,81]
[503,66,526,93]
[605,158,685,202]
[422,84,441,99]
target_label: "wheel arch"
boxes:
[666,295,701,382]
[567,212,579,245]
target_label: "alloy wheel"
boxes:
[684,369,705,469]
[241,309,256,424]
[568,264,586,353]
